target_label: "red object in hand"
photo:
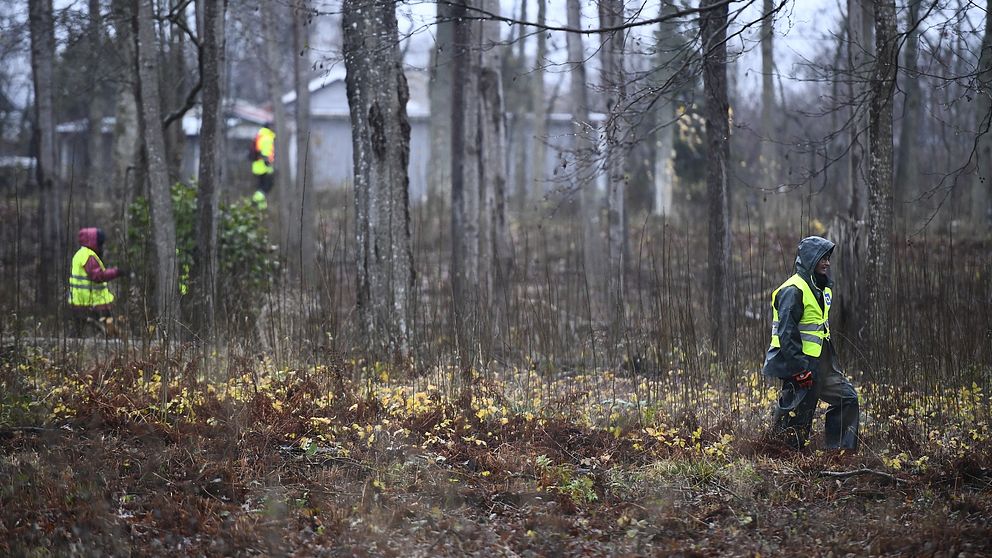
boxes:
[792,370,814,389]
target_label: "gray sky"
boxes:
[393,0,841,98]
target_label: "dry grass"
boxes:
[1,347,989,557]
[1,193,990,555]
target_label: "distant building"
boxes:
[56,68,597,204]
[280,66,432,201]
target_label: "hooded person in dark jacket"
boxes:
[763,236,860,450]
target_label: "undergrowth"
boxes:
[2,348,989,556]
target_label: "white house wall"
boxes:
[58,113,599,207]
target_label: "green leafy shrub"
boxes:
[126,182,278,328]
[534,454,599,505]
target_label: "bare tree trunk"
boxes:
[865,0,897,361]
[110,0,140,204]
[137,0,179,337]
[895,0,921,230]
[451,6,467,311]
[973,0,992,231]
[84,0,105,211]
[511,116,529,214]
[190,0,226,341]
[164,4,187,183]
[451,0,480,302]
[847,0,872,221]
[653,0,682,218]
[428,2,455,205]
[290,1,316,285]
[702,0,731,357]
[600,0,629,335]
[836,0,875,338]
[343,0,414,358]
[463,13,480,297]
[111,84,140,196]
[512,0,529,212]
[479,0,509,300]
[530,0,547,199]
[259,1,290,235]
[759,0,777,196]
[29,0,60,311]
[567,0,603,315]
[450,0,481,395]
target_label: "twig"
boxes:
[712,480,745,501]
[819,468,908,484]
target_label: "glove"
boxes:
[791,370,814,389]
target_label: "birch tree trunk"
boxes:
[428,2,455,205]
[137,0,179,337]
[894,0,921,229]
[343,0,414,358]
[701,0,732,356]
[972,0,992,231]
[599,0,629,331]
[290,1,316,285]
[190,0,226,340]
[29,0,60,310]
[865,0,897,359]
[479,0,510,300]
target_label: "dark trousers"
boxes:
[69,306,112,337]
[256,172,273,194]
[773,342,860,450]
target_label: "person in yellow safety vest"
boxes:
[762,236,860,450]
[69,227,123,334]
[251,121,275,209]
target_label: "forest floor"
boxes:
[2,346,991,557]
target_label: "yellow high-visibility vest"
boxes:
[68,246,114,307]
[252,190,268,210]
[769,273,831,357]
[252,127,275,176]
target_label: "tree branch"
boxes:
[819,468,908,484]
[317,0,744,35]
[161,4,203,130]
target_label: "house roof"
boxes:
[229,101,272,125]
[281,66,430,118]
[56,102,269,139]
[281,65,347,106]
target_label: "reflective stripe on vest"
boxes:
[69,246,114,307]
[769,273,831,358]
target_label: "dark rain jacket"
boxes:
[762,236,835,379]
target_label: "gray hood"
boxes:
[794,236,835,290]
